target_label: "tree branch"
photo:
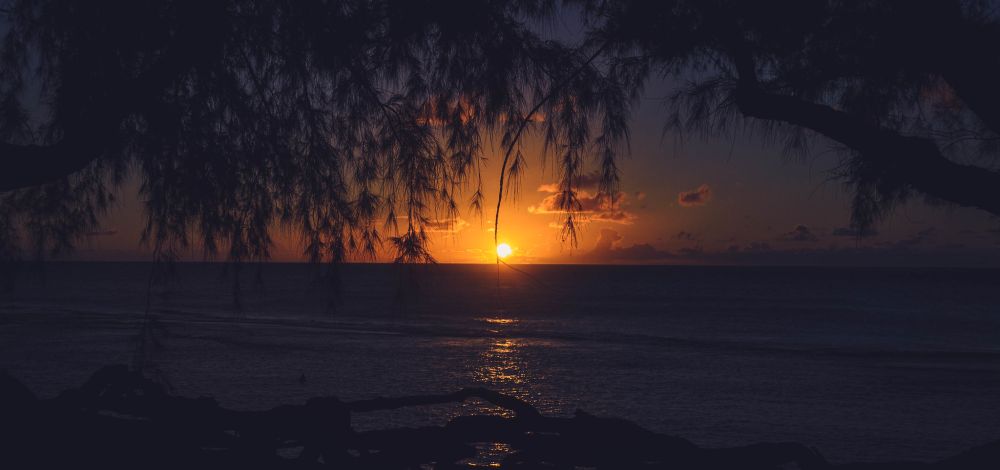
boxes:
[0,3,224,192]
[726,40,1000,217]
[493,43,608,251]
[0,139,105,191]
[732,84,1000,216]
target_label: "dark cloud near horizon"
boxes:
[678,246,703,256]
[674,230,699,241]
[587,228,675,261]
[878,227,935,250]
[681,231,993,266]
[569,226,1000,267]
[677,184,712,207]
[779,225,818,242]
[728,241,772,253]
[832,226,878,237]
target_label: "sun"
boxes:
[496,243,513,259]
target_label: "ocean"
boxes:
[1,262,998,463]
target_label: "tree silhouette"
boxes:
[0,0,632,274]
[2,0,998,274]
[579,0,1000,229]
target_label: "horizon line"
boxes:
[26,259,1000,270]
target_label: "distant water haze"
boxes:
[1,262,999,463]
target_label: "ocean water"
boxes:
[1,262,999,463]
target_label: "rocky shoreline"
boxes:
[1,365,997,469]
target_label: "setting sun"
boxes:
[496,243,513,259]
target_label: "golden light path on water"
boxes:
[463,315,531,467]
[473,317,527,415]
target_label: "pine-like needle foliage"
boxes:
[0,0,635,275]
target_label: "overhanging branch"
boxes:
[732,83,1000,217]
[0,139,105,191]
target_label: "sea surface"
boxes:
[1,262,999,463]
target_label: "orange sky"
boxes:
[71,79,1000,267]
[8,5,998,268]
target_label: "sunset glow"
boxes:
[496,243,513,259]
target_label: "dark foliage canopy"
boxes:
[1,0,998,270]
[584,0,1000,228]
[0,0,633,269]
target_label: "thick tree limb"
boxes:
[0,140,105,191]
[0,79,155,192]
[732,85,1000,217]
[0,2,223,193]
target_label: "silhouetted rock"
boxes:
[0,367,996,469]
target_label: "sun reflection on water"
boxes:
[473,317,528,387]
[474,338,526,387]
[461,442,512,468]
[463,316,530,465]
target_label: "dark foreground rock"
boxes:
[0,365,997,469]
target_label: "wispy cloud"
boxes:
[876,227,935,249]
[584,228,675,261]
[678,184,712,207]
[674,230,700,241]
[531,173,639,225]
[555,226,998,267]
[778,224,818,242]
[536,170,604,193]
[424,217,470,233]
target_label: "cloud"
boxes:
[589,210,638,224]
[531,176,638,225]
[536,171,604,193]
[832,226,878,237]
[674,230,699,241]
[878,227,935,249]
[424,217,469,233]
[556,226,1000,267]
[778,225,818,242]
[592,228,623,252]
[722,241,771,253]
[586,228,675,261]
[677,184,712,207]
[678,246,703,256]
[634,191,647,208]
